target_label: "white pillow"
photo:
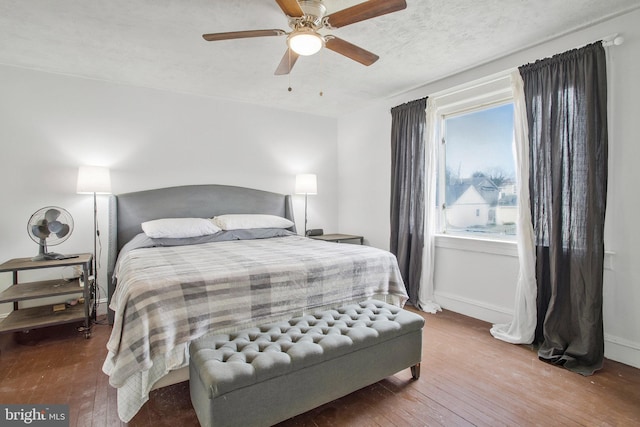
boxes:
[213,214,294,230]
[141,218,221,239]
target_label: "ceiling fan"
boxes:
[202,0,407,75]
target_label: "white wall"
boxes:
[337,9,640,368]
[0,66,338,315]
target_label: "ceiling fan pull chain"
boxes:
[288,49,293,92]
[319,49,324,96]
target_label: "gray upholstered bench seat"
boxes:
[189,300,425,427]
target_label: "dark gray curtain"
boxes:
[520,42,608,375]
[390,97,428,305]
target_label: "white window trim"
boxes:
[430,73,513,115]
[434,234,518,257]
[431,71,517,242]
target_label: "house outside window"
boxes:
[435,75,517,241]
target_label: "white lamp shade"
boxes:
[77,166,112,194]
[295,174,317,195]
[287,31,324,56]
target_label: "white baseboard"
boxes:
[434,290,640,369]
[604,333,640,369]
[434,290,514,325]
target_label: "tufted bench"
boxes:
[189,300,425,427]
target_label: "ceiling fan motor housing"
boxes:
[297,0,327,27]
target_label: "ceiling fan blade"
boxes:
[203,29,286,41]
[275,0,304,17]
[275,48,300,75]
[325,37,379,66]
[326,0,407,28]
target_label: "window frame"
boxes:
[431,74,516,243]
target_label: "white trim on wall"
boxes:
[604,334,640,369]
[434,290,514,324]
[435,235,517,257]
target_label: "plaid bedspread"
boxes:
[102,235,407,421]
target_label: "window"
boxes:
[435,76,517,241]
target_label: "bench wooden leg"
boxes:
[411,363,420,380]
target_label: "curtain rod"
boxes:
[565,34,624,53]
[601,33,624,47]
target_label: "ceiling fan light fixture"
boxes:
[288,29,324,56]
[203,0,408,74]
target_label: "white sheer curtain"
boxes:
[417,98,442,314]
[490,70,537,343]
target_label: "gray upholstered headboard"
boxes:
[106,184,295,323]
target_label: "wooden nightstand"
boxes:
[0,253,94,338]
[309,234,364,244]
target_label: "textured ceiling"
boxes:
[1,0,638,117]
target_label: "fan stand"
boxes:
[32,239,65,261]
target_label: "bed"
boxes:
[102,184,409,422]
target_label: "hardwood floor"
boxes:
[1,308,639,426]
